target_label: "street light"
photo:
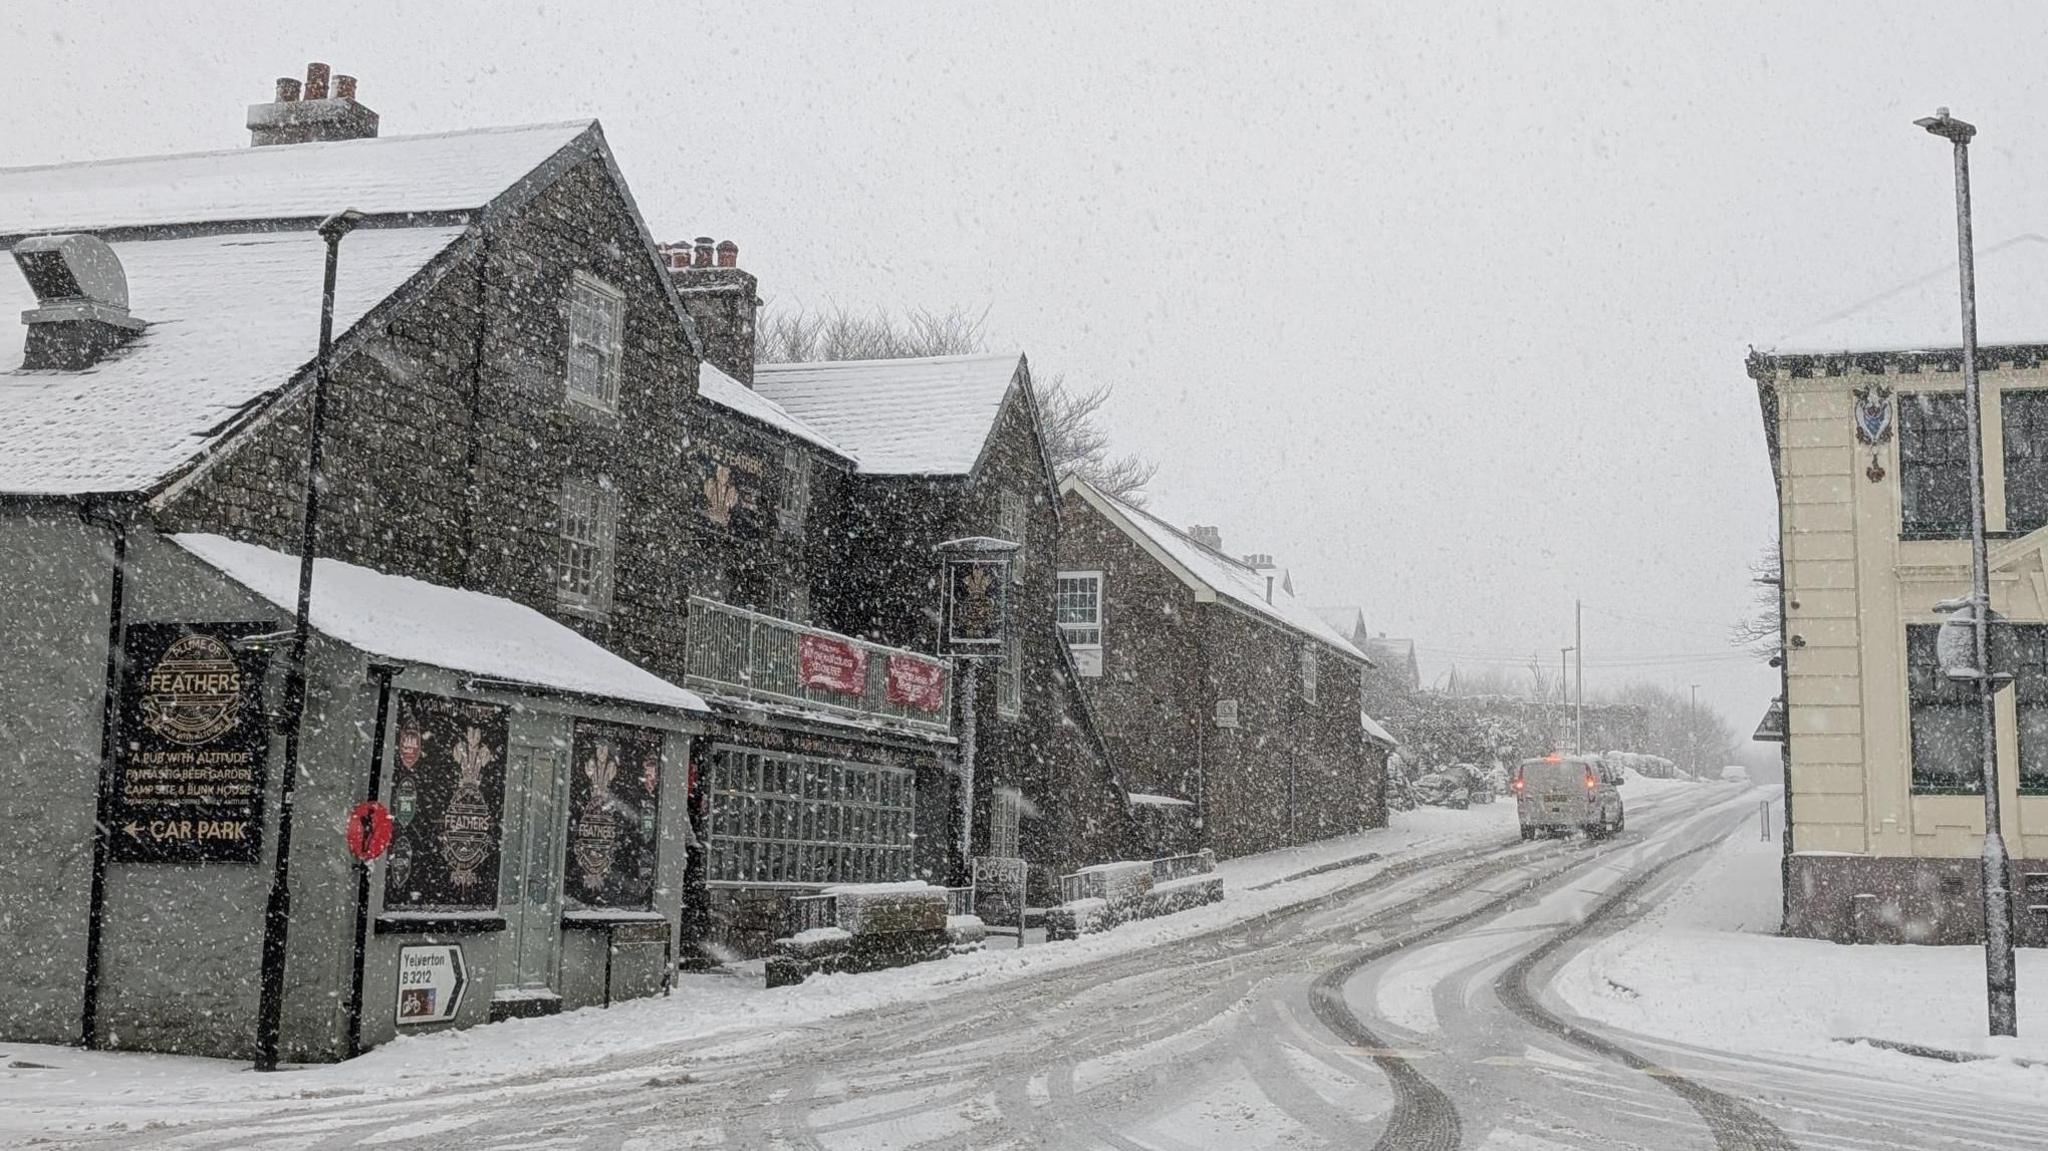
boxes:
[255,207,365,1071]
[1916,107,2018,1038]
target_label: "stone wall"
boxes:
[1058,491,1386,860]
[156,156,706,682]
[1786,852,2048,947]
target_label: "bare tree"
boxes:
[758,305,986,363]
[1031,373,1157,504]
[757,303,1156,502]
[1730,541,1782,661]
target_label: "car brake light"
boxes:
[1511,776,1525,793]
[1584,773,1598,790]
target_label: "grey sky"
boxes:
[9,1,2045,734]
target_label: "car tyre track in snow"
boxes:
[1305,795,1771,1151]
[1493,821,1798,1151]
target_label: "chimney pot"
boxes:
[693,236,715,268]
[249,65,377,146]
[716,240,739,268]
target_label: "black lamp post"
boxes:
[254,207,364,1070]
[1915,108,2018,1039]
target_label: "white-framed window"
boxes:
[777,446,810,535]
[1000,491,1029,584]
[557,478,618,614]
[705,746,915,885]
[1300,647,1319,704]
[566,272,626,412]
[1056,571,1103,644]
[999,631,1022,717]
[989,787,1023,859]
[1214,698,1240,729]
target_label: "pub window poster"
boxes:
[383,692,508,912]
[564,720,663,910]
[111,621,274,864]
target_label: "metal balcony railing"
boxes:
[684,596,954,735]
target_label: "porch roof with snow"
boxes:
[695,362,852,461]
[1061,477,1372,666]
[751,353,1027,476]
[0,120,695,499]
[1359,711,1399,748]
[176,533,708,714]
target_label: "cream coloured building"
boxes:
[1751,235,2048,945]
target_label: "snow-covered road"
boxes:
[18,785,2047,1150]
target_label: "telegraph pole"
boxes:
[1689,684,1700,779]
[1574,599,1584,753]
[1559,646,1575,751]
[1917,107,2018,1038]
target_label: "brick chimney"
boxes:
[660,236,760,385]
[247,63,379,146]
[1187,525,1223,552]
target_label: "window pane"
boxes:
[1899,392,1972,536]
[703,747,917,886]
[2005,391,2048,534]
[1908,624,1985,792]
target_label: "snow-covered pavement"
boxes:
[1554,796,2048,1078]
[12,779,2044,1150]
[0,799,1528,1147]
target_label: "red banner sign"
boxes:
[886,654,947,713]
[799,634,869,695]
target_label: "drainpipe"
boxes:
[457,228,492,585]
[76,498,133,1049]
[344,662,403,1058]
[255,206,364,1071]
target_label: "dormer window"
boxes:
[566,272,625,413]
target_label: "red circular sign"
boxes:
[346,801,394,861]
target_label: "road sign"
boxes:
[394,944,466,1026]
[346,801,393,861]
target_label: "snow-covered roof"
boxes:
[1127,792,1194,808]
[0,226,465,495]
[752,353,1022,475]
[1313,605,1367,641]
[694,362,851,460]
[174,533,708,714]
[1369,636,1416,662]
[0,122,594,237]
[1062,477,1371,664]
[1360,712,1398,748]
[1760,234,2048,357]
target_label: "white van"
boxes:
[1513,754,1625,840]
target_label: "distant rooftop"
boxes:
[1064,477,1371,664]
[753,353,1023,475]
